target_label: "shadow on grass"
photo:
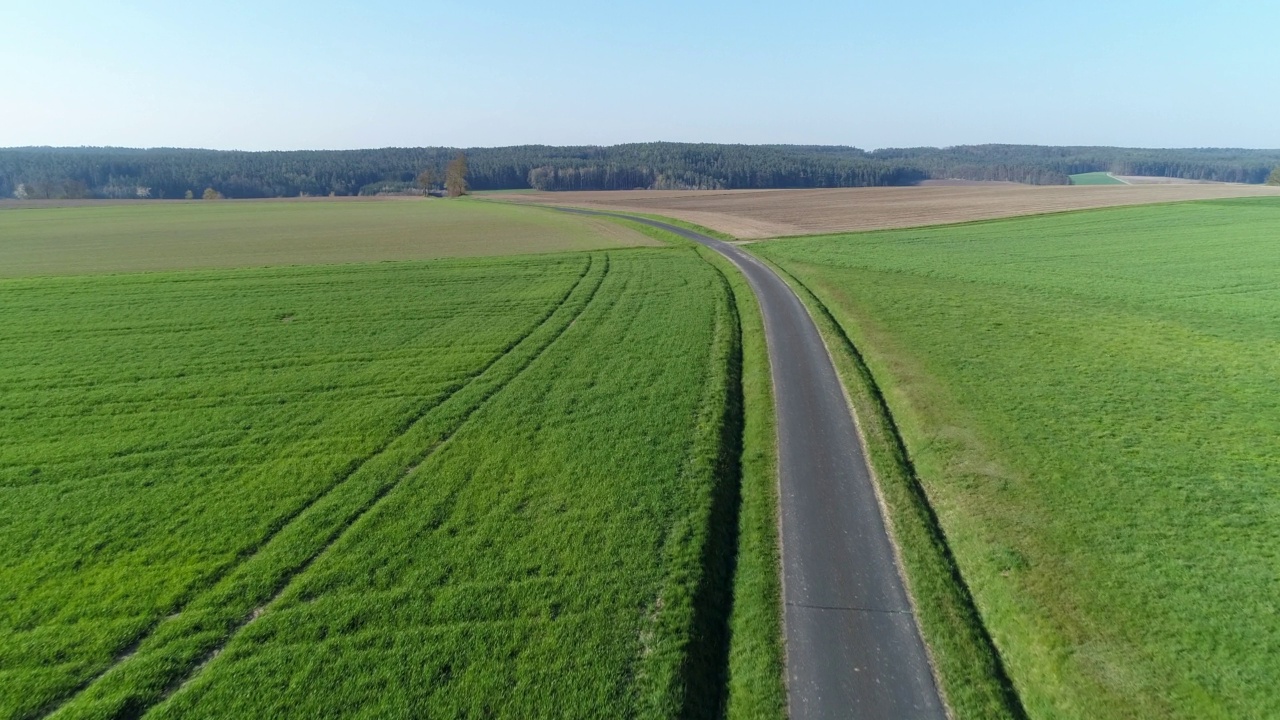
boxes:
[678,261,746,719]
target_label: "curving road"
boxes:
[563,209,947,719]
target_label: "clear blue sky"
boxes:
[2,1,1276,150]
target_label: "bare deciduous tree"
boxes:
[416,168,437,194]
[445,153,469,197]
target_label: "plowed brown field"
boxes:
[492,184,1280,238]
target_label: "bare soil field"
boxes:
[916,179,1023,187]
[491,184,1280,238]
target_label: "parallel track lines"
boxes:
[40,255,609,720]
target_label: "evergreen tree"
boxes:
[3,144,1279,197]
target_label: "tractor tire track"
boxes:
[145,254,612,715]
[42,254,609,720]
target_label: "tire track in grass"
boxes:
[30,256,590,715]
[155,255,613,712]
[42,254,610,720]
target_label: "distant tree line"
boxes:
[870,145,1280,185]
[3,143,1279,199]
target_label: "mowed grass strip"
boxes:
[0,255,594,719]
[699,249,786,720]
[754,197,1280,719]
[1068,172,1126,185]
[0,199,657,277]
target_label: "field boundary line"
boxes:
[40,254,608,720]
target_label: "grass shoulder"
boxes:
[694,246,786,720]
[612,219,786,719]
[747,252,1025,720]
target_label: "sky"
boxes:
[1,1,1276,151]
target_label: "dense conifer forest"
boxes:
[3,143,1278,199]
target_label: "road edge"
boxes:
[605,215,788,719]
[696,246,788,720]
[752,254,1027,720]
[588,209,949,717]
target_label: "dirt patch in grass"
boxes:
[491,184,1280,238]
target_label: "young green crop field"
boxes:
[0,204,782,719]
[0,199,656,277]
[1068,172,1126,185]
[754,197,1280,719]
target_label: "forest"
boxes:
[3,143,1279,199]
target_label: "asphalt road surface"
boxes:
[562,209,947,719]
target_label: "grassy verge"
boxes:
[631,240,740,718]
[752,198,1280,717]
[603,215,786,719]
[697,248,786,720]
[753,255,1024,720]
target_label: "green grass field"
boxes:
[0,199,656,277]
[1069,171,1126,185]
[754,198,1280,719]
[0,202,783,719]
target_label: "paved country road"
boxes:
[560,209,947,719]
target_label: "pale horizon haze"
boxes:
[2,0,1277,151]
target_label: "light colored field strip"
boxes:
[43,255,610,720]
[495,184,1280,238]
